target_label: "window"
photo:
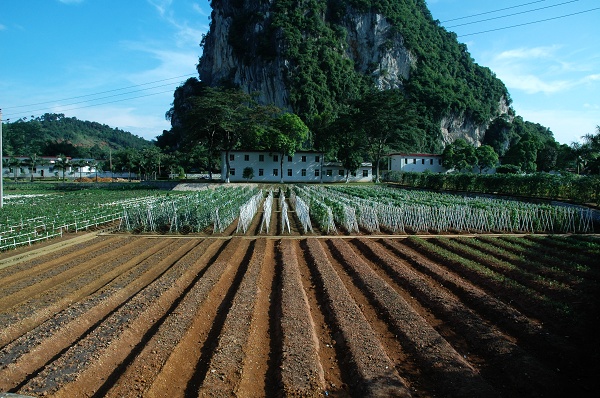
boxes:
[413,159,417,164]
[351,171,357,177]
[301,169,307,176]
[422,159,425,165]
[230,168,236,176]
[288,156,292,162]
[315,156,320,162]
[326,169,332,176]
[273,155,278,162]
[339,170,344,176]
[405,158,408,164]
[259,154,264,162]
[301,155,307,162]
[438,159,442,165]
[229,154,235,161]
[362,169,369,177]
[287,169,292,176]
[258,169,264,176]
[315,169,320,176]
[244,154,250,161]
[33,167,37,173]
[273,169,278,176]
[430,159,434,165]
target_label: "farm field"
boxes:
[0,189,599,397]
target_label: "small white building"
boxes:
[221,150,372,183]
[387,153,447,173]
[2,156,100,179]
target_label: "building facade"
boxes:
[387,153,447,173]
[221,151,372,183]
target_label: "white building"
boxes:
[2,156,99,179]
[387,153,447,173]
[221,150,372,183]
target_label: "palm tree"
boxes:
[25,154,39,182]
[54,155,70,182]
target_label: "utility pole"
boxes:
[0,108,3,208]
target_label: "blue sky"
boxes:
[0,0,598,145]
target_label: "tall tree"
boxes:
[442,139,477,172]
[475,145,499,174]
[181,87,256,182]
[354,90,420,182]
[264,113,310,183]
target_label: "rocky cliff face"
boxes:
[198,0,510,148]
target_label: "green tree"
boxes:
[181,87,256,182]
[475,145,499,174]
[442,139,477,172]
[243,167,254,181]
[54,154,70,182]
[353,90,420,182]
[264,113,310,182]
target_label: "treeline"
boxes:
[1,113,152,159]
[384,171,600,205]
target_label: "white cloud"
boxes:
[192,3,210,16]
[496,45,559,60]
[517,108,599,145]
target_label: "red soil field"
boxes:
[0,202,598,397]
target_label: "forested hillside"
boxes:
[1,113,152,159]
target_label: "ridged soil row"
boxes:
[15,238,202,397]
[302,238,411,398]
[379,239,578,368]
[0,234,115,277]
[402,238,564,329]
[431,238,577,303]
[460,237,584,288]
[197,238,268,396]
[0,237,163,348]
[97,238,231,398]
[350,238,560,397]
[328,238,499,398]
[0,236,134,313]
[277,239,325,396]
[0,237,185,391]
[141,237,250,398]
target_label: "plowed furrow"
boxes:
[303,238,411,398]
[97,239,224,398]
[381,239,578,366]
[0,238,180,390]
[142,238,248,398]
[195,238,267,395]
[432,238,577,302]
[0,238,170,335]
[351,238,560,396]
[16,239,201,397]
[276,239,324,396]
[0,235,112,278]
[0,237,134,310]
[327,238,499,397]
[236,238,275,396]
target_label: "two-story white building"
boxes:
[387,153,447,173]
[221,150,372,183]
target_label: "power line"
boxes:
[3,89,176,121]
[3,73,196,111]
[458,7,600,37]
[446,0,580,28]
[442,0,549,22]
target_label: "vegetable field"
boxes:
[0,185,598,397]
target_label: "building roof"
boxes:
[387,153,442,157]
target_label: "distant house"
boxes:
[220,150,372,183]
[387,153,447,173]
[1,156,99,179]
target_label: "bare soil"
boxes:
[0,214,598,397]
